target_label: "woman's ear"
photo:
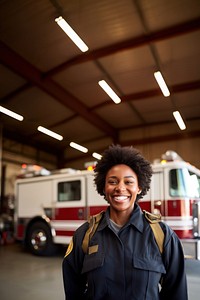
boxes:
[137,188,142,194]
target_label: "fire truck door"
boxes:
[53,176,87,221]
[151,171,165,215]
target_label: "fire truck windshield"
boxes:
[169,168,200,198]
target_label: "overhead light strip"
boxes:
[55,16,89,52]
[173,111,186,130]
[70,142,88,153]
[0,105,24,121]
[37,126,63,141]
[154,71,170,97]
[98,80,121,104]
[92,152,102,160]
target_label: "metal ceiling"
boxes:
[0,0,200,166]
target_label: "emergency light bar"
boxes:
[161,150,183,162]
[84,161,97,170]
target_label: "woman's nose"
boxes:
[115,183,126,191]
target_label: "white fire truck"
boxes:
[14,151,200,257]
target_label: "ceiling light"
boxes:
[37,126,63,141]
[70,142,88,153]
[98,80,121,104]
[92,152,102,160]
[154,71,170,97]
[55,16,89,52]
[173,111,186,130]
[0,105,24,121]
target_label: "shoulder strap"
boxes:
[143,210,164,254]
[82,211,104,254]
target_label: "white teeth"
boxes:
[114,196,129,201]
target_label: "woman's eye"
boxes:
[125,181,134,185]
[108,180,117,184]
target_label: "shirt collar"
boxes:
[97,203,144,233]
[129,203,144,233]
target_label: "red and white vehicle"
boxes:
[140,151,200,241]
[14,167,108,255]
[14,151,200,257]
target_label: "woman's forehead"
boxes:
[106,164,137,177]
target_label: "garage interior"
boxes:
[0,1,200,299]
[0,0,200,173]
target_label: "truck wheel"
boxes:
[27,221,56,256]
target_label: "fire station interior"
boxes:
[0,0,200,299]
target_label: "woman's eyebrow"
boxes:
[107,175,135,179]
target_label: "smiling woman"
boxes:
[62,145,188,300]
[105,164,141,225]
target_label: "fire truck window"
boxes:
[169,169,200,198]
[58,181,81,201]
[169,169,186,197]
[188,172,200,198]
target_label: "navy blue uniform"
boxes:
[62,204,188,299]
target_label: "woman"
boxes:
[62,145,188,300]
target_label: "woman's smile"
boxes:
[112,195,131,203]
[105,164,141,216]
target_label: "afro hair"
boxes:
[94,144,152,202]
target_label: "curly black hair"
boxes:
[94,144,152,202]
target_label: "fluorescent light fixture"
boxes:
[173,111,186,130]
[98,80,121,104]
[0,105,23,121]
[154,71,170,97]
[55,16,89,52]
[92,152,102,160]
[70,142,88,153]
[37,126,63,141]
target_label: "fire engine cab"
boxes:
[14,151,200,258]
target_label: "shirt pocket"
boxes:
[82,251,105,274]
[132,255,166,299]
[81,252,107,298]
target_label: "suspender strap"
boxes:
[82,211,104,254]
[149,223,164,254]
[143,210,164,254]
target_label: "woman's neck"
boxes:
[109,209,133,226]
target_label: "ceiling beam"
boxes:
[121,129,200,147]
[90,80,200,111]
[21,77,199,134]
[45,17,200,77]
[2,128,60,156]
[0,41,118,141]
[64,129,200,164]
[121,80,200,101]
[0,83,32,105]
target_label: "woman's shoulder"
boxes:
[159,220,174,235]
[71,221,89,246]
[142,210,174,237]
[75,221,89,235]
[159,220,183,249]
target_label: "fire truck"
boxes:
[14,151,200,257]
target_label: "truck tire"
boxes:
[27,221,56,256]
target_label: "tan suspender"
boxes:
[143,210,164,254]
[149,223,164,254]
[82,211,104,254]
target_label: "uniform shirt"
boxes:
[62,204,188,300]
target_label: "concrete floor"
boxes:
[0,243,200,300]
[0,243,65,300]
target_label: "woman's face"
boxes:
[105,164,141,214]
